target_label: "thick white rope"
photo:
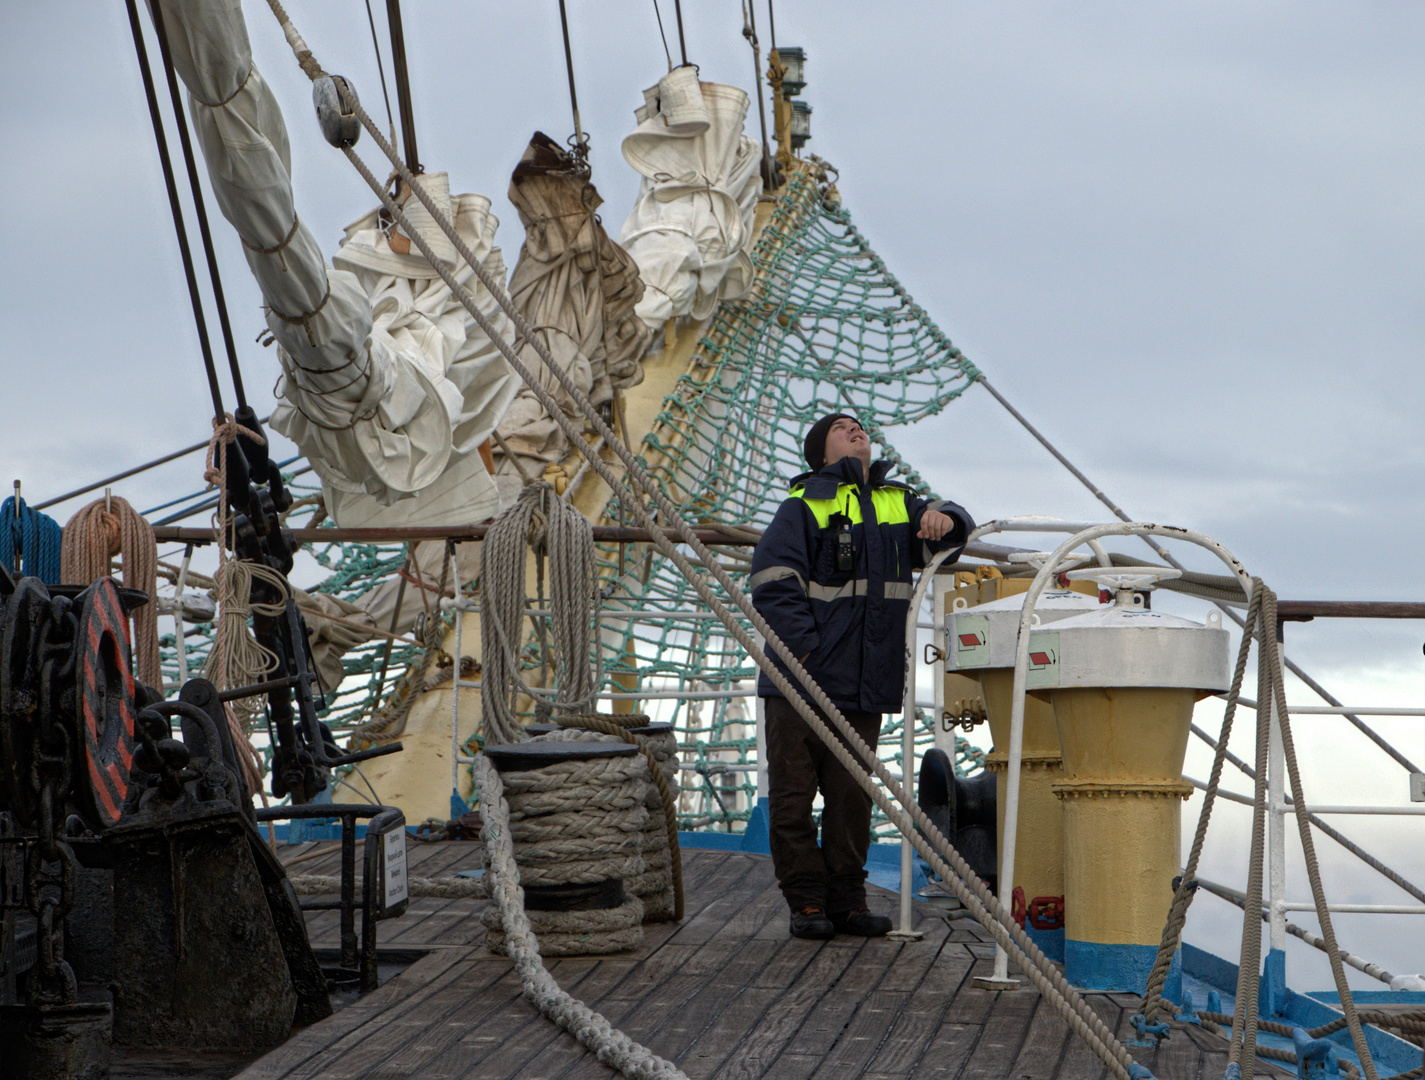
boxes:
[473,754,687,1079]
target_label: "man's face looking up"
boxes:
[823,417,872,473]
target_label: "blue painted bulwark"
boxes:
[1262,948,1287,1018]
[288,787,336,844]
[741,797,771,852]
[1025,924,1066,963]
[1066,940,1182,1002]
[1182,943,1425,1077]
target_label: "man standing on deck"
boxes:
[750,415,972,939]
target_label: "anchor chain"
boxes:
[25,600,81,1006]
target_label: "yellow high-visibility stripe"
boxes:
[791,483,910,528]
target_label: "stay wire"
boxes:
[741,0,773,188]
[673,0,688,66]
[31,417,271,511]
[123,0,225,422]
[975,371,1421,774]
[385,0,421,175]
[651,0,673,71]
[555,0,585,153]
[146,0,248,409]
[362,0,396,139]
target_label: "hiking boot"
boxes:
[789,905,835,940]
[831,907,892,937]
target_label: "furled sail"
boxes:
[155,0,518,528]
[493,132,651,501]
[618,68,763,333]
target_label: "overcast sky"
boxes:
[5,3,1424,992]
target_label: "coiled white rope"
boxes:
[474,754,687,1079]
[481,482,601,746]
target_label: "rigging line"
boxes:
[384,0,421,176]
[975,370,1423,774]
[153,464,312,527]
[741,0,773,188]
[555,0,585,152]
[124,0,225,422]
[765,0,777,51]
[32,415,271,511]
[147,0,248,410]
[651,0,674,71]
[362,0,396,141]
[673,0,688,67]
[143,455,301,517]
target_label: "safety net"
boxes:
[159,163,988,835]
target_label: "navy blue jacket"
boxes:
[750,457,972,715]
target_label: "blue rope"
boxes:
[0,497,63,584]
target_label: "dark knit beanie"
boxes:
[803,413,854,471]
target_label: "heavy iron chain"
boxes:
[26,598,81,1006]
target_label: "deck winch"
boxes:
[0,568,332,1079]
[946,566,1100,960]
[1034,567,1229,996]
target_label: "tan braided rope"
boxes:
[548,715,684,919]
[61,496,161,689]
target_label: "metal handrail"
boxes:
[254,802,406,992]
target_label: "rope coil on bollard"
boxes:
[545,718,684,920]
[482,734,648,956]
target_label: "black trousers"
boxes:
[763,695,882,914]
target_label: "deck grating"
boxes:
[233,842,1295,1080]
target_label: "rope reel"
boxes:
[529,717,684,921]
[480,739,648,956]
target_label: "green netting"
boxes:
[587,165,986,838]
[157,164,989,833]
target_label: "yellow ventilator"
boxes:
[945,571,1099,961]
[1033,568,1228,996]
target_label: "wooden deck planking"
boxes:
[249,844,1267,1080]
[1006,996,1074,1080]
[728,944,865,1080]
[957,982,1042,1077]
[862,945,975,1078]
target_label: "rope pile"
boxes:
[481,482,599,747]
[201,557,287,794]
[61,496,161,689]
[544,720,683,921]
[481,733,649,956]
[0,495,62,585]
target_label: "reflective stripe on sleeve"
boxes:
[883,581,914,600]
[749,565,808,592]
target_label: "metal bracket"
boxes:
[1127,1013,1170,1048]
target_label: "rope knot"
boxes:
[203,413,266,490]
[98,511,123,558]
